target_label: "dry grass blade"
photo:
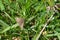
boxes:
[36,9,55,40]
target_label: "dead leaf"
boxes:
[12,37,21,40]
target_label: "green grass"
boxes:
[0,0,60,40]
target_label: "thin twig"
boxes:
[36,10,55,40]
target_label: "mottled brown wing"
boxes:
[16,17,24,30]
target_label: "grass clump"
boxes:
[0,0,60,40]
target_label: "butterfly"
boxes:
[16,17,24,30]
